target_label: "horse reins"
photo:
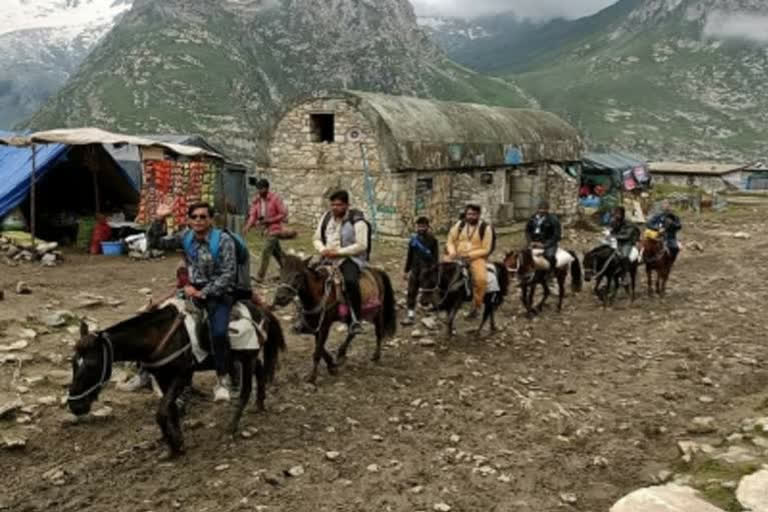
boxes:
[281,275,335,335]
[67,332,114,402]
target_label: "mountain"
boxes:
[0,0,133,128]
[22,0,535,165]
[429,0,768,161]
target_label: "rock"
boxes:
[92,406,113,419]
[698,395,715,404]
[688,241,704,252]
[433,504,452,512]
[16,328,37,339]
[36,242,58,253]
[610,484,726,512]
[0,398,24,420]
[37,396,58,406]
[733,232,751,240]
[591,456,609,468]
[677,441,715,463]
[41,254,57,267]
[15,281,31,294]
[0,340,29,352]
[0,353,33,364]
[713,445,758,464]
[734,307,747,315]
[736,469,768,512]
[286,465,304,477]
[138,288,152,296]
[559,492,577,504]
[421,317,438,331]
[411,329,425,339]
[366,464,380,472]
[215,464,230,472]
[655,470,674,484]
[2,436,27,450]
[325,451,341,461]
[449,434,461,444]
[419,338,436,347]
[701,377,714,386]
[687,417,717,435]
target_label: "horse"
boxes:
[503,248,582,317]
[418,260,510,337]
[273,254,397,384]
[582,245,637,307]
[641,232,677,296]
[68,301,286,458]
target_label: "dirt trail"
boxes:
[1,208,767,512]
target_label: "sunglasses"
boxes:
[189,214,210,220]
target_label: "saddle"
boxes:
[457,263,501,296]
[163,298,265,364]
[317,264,382,321]
[531,248,575,271]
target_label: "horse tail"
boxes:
[262,308,286,384]
[568,250,583,293]
[493,262,510,299]
[377,270,397,338]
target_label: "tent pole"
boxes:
[91,146,101,214]
[30,144,37,246]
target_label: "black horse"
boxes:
[419,261,510,338]
[583,245,637,307]
[504,248,582,317]
[68,302,285,457]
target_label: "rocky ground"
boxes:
[1,206,767,512]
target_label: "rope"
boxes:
[67,333,114,402]
[360,143,378,239]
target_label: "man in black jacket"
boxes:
[402,217,439,326]
[525,200,561,272]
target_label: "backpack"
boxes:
[320,209,373,260]
[459,220,497,255]
[182,229,251,295]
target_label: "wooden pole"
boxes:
[91,146,100,214]
[30,144,37,246]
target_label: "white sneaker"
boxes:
[213,376,232,403]
[117,371,151,392]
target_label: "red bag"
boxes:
[90,218,112,254]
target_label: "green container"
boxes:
[76,217,96,250]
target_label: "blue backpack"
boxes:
[182,228,250,267]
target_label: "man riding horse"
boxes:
[610,206,641,285]
[148,199,246,403]
[646,200,682,262]
[445,204,494,319]
[525,199,561,273]
[312,190,371,335]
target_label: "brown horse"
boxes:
[641,234,677,296]
[67,302,285,458]
[273,255,397,384]
[504,248,582,317]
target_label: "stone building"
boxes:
[268,90,584,236]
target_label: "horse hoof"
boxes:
[327,365,339,377]
[371,353,381,363]
[336,354,347,366]
[255,402,266,414]
[304,374,317,385]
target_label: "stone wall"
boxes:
[269,98,391,229]
[544,164,580,224]
[652,173,730,194]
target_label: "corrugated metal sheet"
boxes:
[584,151,647,171]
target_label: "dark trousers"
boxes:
[543,245,558,270]
[406,270,421,310]
[258,236,284,279]
[204,297,233,377]
[340,259,362,322]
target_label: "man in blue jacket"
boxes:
[647,200,683,262]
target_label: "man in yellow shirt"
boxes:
[445,205,494,318]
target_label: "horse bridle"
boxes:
[279,272,335,335]
[67,332,114,403]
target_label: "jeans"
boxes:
[340,259,362,323]
[543,245,558,270]
[204,297,233,377]
[257,236,284,279]
[406,270,422,310]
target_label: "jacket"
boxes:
[313,209,370,267]
[246,192,287,236]
[647,212,682,243]
[405,232,439,273]
[611,219,641,245]
[525,213,561,248]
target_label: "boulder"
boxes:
[15,281,31,295]
[610,484,726,512]
[737,469,768,512]
[43,310,75,328]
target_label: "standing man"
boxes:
[445,205,494,319]
[402,216,439,326]
[525,199,561,272]
[610,206,641,284]
[148,199,237,402]
[244,179,287,284]
[647,200,682,262]
[313,190,370,335]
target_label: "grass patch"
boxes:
[673,458,762,512]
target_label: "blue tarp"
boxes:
[0,132,68,219]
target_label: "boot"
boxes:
[117,370,151,392]
[465,307,479,320]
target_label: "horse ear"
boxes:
[80,320,89,337]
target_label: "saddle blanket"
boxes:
[164,298,264,363]
[531,248,575,271]
[628,247,640,263]
[486,264,501,294]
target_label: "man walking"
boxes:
[244,179,287,284]
[402,216,439,326]
[148,199,237,402]
[445,205,494,319]
[313,190,370,335]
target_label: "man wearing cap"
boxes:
[244,179,287,284]
[525,200,561,272]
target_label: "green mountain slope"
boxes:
[22,0,533,164]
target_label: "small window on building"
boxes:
[310,113,335,143]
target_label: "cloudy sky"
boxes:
[412,0,618,19]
